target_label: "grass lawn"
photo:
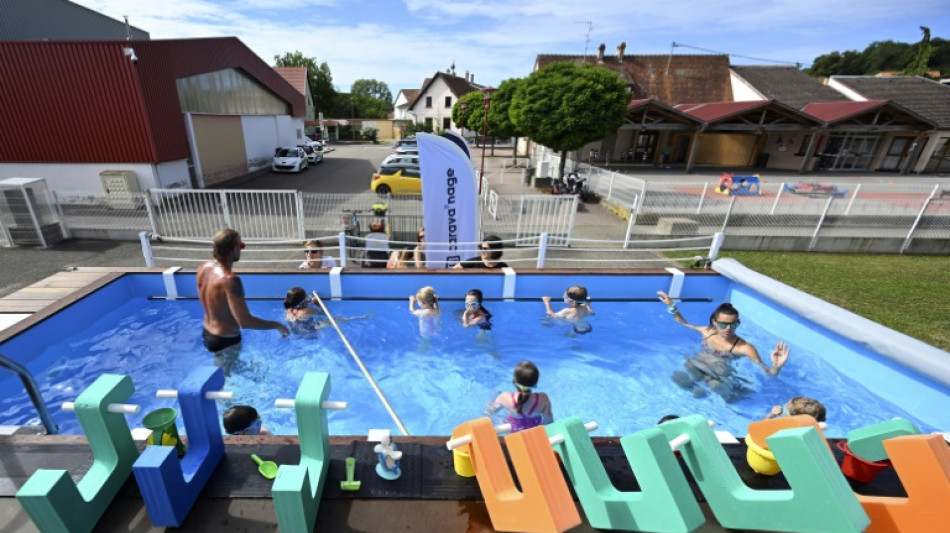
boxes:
[718,251,950,351]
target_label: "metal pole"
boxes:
[295,192,306,240]
[900,184,939,254]
[338,231,348,268]
[0,353,58,434]
[696,182,708,214]
[720,196,737,233]
[708,231,725,261]
[623,194,639,249]
[844,183,861,216]
[536,232,548,268]
[139,231,155,267]
[220,190,232,229]
[144,190,159,236]
[478,91,492,194]
[770,183,785,215]
[808,194,836,251]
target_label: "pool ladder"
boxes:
[0,353,58,434]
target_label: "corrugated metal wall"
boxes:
[0,41,156,163]
[0,38,305,164]
[0,0,150,40]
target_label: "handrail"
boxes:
[0,353,58,434]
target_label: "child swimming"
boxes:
[409,286,441,337]
[542,285,594,334]
[488,361,553,432]
[284,287,369,335]
[462,288,492,330]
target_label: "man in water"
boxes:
[198,229,288,374]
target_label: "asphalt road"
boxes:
[238,144,393,193]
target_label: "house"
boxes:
[393,89,420,120]
[731,68,944,173]
[406,66,483,134]
[274,66,316,123]
[0,38,305,192]
[827,76,950,173]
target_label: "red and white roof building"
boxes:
[0,37,305,192]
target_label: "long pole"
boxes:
[478,96,491,194]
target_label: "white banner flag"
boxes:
[417,133,478,268]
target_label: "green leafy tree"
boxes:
[273,51,336,116]
[904,26,935,76]
[452,91,486,136]
[510,62,629,178]
[487,78,526,158]
[351,79,393,119]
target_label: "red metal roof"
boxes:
[274,67,308,96]
[800,100,889,123]
[0,38,304,164]
[675,100,768,122]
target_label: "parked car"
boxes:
[371,165,421,195]
[273,146,308,173]
[297,144,324,164]
[381,153,420,166]
[394,136,416,149]
[302,136,323,151]
[394,146,419,156]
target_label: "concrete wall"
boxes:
[242,116,281,171]
[0,162,163,193]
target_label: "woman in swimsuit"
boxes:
[462,288,493,330]
[658,291,789,401]
[489,361,553,432]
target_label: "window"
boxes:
[443,117,451,130]
[425,96,432,108]
[445,96,452,107]
[404,168,421,178]
[424,117,433,130]
[925,137,950,173]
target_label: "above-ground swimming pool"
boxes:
[1,262,948,439]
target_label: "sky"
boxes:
[74,0,949,98]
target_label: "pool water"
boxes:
[1,297,937,438]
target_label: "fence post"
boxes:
[338,232,348,268]
[808,194,836,251]
[720,196,737,233]
[143,190,159,237]
[844,184,861,216]
[295,192,306,240]
[219,191,232,229]
[606,173,615,202]
[623,194,639,249]
[770,183,785,215]
[516,196,525,242]
[536,232,549,268]
[50,190,72,240]
[139,231,155,267]
[696,183,709,214]
[564,196,578,247]
[900,184,939,254]
[708,231,725,261]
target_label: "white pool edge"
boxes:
[712,258,950,388]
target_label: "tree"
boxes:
[351,79,393,119]
[509,62,629,178]
[452,91,486,137]
[273,51,336,116]
[904,26,935,76]
[487,78,526,158]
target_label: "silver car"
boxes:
[273,147,308,173]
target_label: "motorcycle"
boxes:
[552,172,591,201]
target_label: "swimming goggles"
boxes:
[464,301,478,307]
[562,291,586,303]
[233,417,262,435]
[715,319,740,329]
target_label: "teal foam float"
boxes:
[847,418,920,463]
[545,417,704,532]
[16,374,139,533]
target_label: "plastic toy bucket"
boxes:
[143,407,186,456]
[453,448,476,478]
[745,436,781,476]
[837,441,891,483]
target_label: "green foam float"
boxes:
[847,418,920,463]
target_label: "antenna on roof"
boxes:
[123,15,132,41]
[666,42,678,75]
[575,21,593,63]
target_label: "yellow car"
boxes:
[370,165,421,195]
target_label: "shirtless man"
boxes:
[198,229,288,373]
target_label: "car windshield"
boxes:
[277,148,296,157]
[298,146,313,153]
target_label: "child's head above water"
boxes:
[223,405,262,435]
[513,360,540,389]
[786,396,827,422]
[563,285,588,306]
[284,287,308,309]
[415,286,438,308]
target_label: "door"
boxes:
[633,132,658,164]
[879,136,914,172]
[816,133,880,171]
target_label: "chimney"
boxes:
[617,42,626,63]
[465,70,469,82]
[470,73,474,83]
[597,43,605,63]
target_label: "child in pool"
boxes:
[765,396,827,422]
[284,287,369,335]
[409,286,441,337]
[223,405,271,435]
[542,285,594,334]
[462,288,493,329]
[488,361,553,432]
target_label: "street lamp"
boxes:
[459,100,468,138]
[478,86,495,194]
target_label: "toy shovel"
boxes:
[341,457,361,491]
[251,454,279,480]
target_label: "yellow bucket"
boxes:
[745,435,781,476]
[453,447,475,477]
